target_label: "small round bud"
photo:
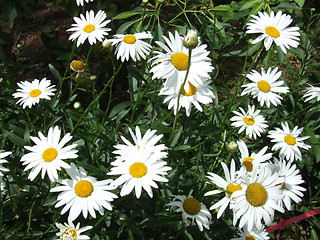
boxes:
[248,39,254,44]
[17,44,23,49]
[0,78,3,83]
[89,75,97,81]
[73,102,81,109]
[102,39,112,49]
[142,0,148,3]
[227,141,238,151]
[183,30,198,49]
[119,213,127,221]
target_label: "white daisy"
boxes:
[272,158,306,210]
[67,10,111,47]
[303,84,320,102]
[230,105,268,139]
[112,126,168,164]
[0,151,11,177]
[55,221,92,240]
[51,163,117,222]
[241,67,289,107]
[166,195,212,231]
[237,140,272,172]
[204,159,242,218]
[109,32,153,62]
[21,126,78,182]
[159,78,215,116]
[246,11,300,54]
[232,226,270,240]
[75,0,94,6]
[150,31,214,88]
[232,167,284,231]
[267,122,311,162]
[12,78,56,109]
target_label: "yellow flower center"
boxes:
[171,52,189,71]
[123,35,137,44]
[29,89,42,98]
[284,135,296,145]
[83,24,95,33]
[42,148,58,162]
[183,197,201,215]
[180,82,197,96]
[246,183,268,207]
[226,183,242,197]
[257,80,271,93]
[129,162,147,178]
[265,26,280,38]
[243,157,254,172]
[74,180,94,198]
[246,235,256,240]
[70,60,84,71]
[243,116,255,126]
[63,228,77,238]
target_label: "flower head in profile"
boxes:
[55,221,92,240]
[204,159,242,219]
[76,0,94,6]
[232,226,270,240]
[268,122,311,162]
[166,195,212,231]
[67,10,111,47]
[241,67,289,107]
[51,163,117,222]
[0,151,11,177]
[150,31,214,88]
[246,11,300,54]
[12,78,56,109]
[230,105,268,139]
[109,32,153,62]
[21,126,78,182]
[303,84,320,102]
[159,78,215,116]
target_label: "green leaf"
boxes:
[305,127,320,162]
[113,8,143,20]
[48,63,62,81]
[173,145,191,151]
[240,0,263,11]
[212,5,235,11]
[116,19,141,34]
[109,101,134,118]
[294,0,305,8]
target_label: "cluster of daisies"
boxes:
[3,1,318,238]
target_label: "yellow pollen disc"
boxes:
[129,162,147,178]
[226,183,242,197]
[183,198,201,215]
[284,135,296,145]
[243,116,255,126]
[70,60,84,71]
[180,82,197,96]
[123,35,137,44]
[171,52,189,71]
[29,89,42,98]
[83,24,95,33]
[265,26,280,38]
[257,80,271,93]
[245,235,256,240]
[246,183,268,207]
[64,228,77,238]
[74,180,94,198]
[42,148,58,162]
[243,157,254,172]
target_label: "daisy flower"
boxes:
[303,84,320,102]
[21,126,78,182]
[0,151,11,177]
[232,226,270,240]
[268,122,311,162]
[230,105,268,139]
[112,126,168,164]
[55,221,92,240]
[109,32,153,62]
[51,163,117,222]
[246,11,300,54]
[67,10,111,47]
[241,67,289,108]
[232,167,284,231]
[159,78,215,116]
[150,31,214,88]
[75,0,94,6]
[204,159,242,218]
[12,78,56,109]
[237,140,272,172]
[272,158,306,210]
[166,195,212,231]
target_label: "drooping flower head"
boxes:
[303,84,320,102]
[231,226,270,240]
[0,151,11,177]
[55,221,92,240]
[75,0,94,6]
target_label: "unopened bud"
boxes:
[90,75,97,81]
[227,141,238,151]
[142,0,148,3]
[73,102,81,109]
[119,213,127,221]
[102,39,112,49]
[183,30,198,49]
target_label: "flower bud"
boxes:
[227,141,238,151]
[183,30,198,49]
[73,102,81,109]
[102,38,112,49]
